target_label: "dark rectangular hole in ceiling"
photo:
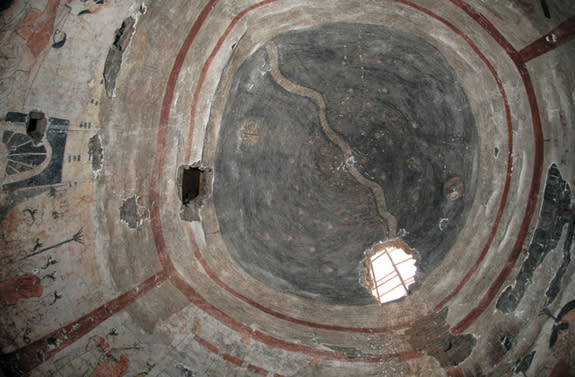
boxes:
[26,111,47,144]
[182,167,202,205]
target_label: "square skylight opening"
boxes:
[364,240,417,305]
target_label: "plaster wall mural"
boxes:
[1,0,575,376]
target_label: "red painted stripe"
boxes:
[150,0,220,270]
[169,267,423,362]
[449,0,519,58]
[223,353,244,366]
[0,271,168,373]
[248,364,269,376]
[169,269,339,360]
[185,0,279,162]
[448,0,544,334]
[519,15,575,62]
[195,335,220,354]
[184,222,407,333]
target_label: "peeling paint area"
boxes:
[119,195,148,229]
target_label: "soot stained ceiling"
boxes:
[215,23,478,305]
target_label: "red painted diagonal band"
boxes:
[0,271,168,374]
[519,15,575,63]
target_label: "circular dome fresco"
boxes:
[5,0,574,376]
[213,23,478,305]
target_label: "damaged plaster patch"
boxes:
[101,4,147,97]
[88,134,103,173]
[119,195,148,229]
[179,164,213,222]
[103,16,136,97]
[406,308,476,367]
[496,164,572,313]
[545,208,574,306]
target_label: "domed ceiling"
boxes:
[0,1,575,376]
[214,23,477,304]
